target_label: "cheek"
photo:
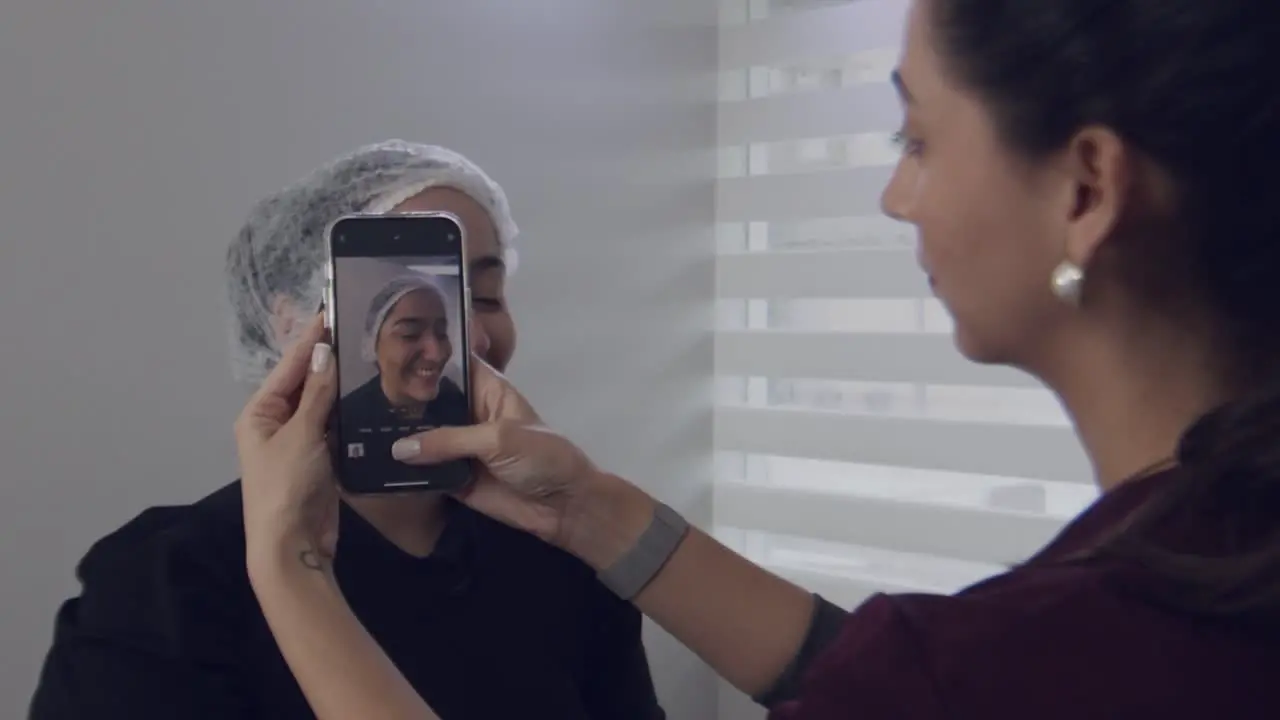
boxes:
[915,170,1059,358]
[914,164,994,286]
[381,339,414,365]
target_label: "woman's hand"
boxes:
[396,356,820,701]
[234,314,341,571]
[391,357,653,564]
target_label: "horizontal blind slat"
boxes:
[718,84,900,145]
[716,330,1041,387]
[715,482,1063,566]
[717,167,894,221]
[763,564,910,610]
[715,406,1093,484]
[720,1,909,68]
[717,249,926,297]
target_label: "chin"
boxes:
[411,389,440,404]
[951,324,1006,365]
[401,380,441,404]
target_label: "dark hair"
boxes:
[929,0,1280,623]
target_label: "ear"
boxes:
[1059,126,1133,269]
[268,294,303,344]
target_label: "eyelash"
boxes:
[891,129,924,156]
[398,328,448,342]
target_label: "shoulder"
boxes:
[79,481,248,578]
[788,564,1128,718]
[459,506,635,622]
[896,562,1150,684]
[68,482,255,648]
[342,374,383,404]
[438,375,465,398]
[433,376,469,420]
[32,484,260,716]
[461,504,594,585]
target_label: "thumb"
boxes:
[392,423,500,466]
[293,342,337,433]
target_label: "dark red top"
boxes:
[772,470,1280,719]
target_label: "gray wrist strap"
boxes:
[597,502,690,600]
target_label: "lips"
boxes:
[409,362,441,381]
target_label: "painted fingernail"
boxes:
[311,343,332,373]
[391,438,421,461]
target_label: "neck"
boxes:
[379,375,425,417]
[1034,323,1227,492]
[344,491,450,558]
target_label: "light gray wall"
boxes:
[0,0,717,716]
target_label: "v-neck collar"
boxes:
[335,496,478,572]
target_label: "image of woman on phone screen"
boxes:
[340,273,470,435]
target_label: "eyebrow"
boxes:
[392,316,446,329]
[469,254,506,275]
[891,69,913,103]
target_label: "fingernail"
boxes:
[311,343,332,373]
[392,438,421,461]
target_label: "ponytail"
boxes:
[1088,386,1280,625]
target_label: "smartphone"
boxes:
[323,212,473,494]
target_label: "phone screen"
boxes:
[326,214,472,494]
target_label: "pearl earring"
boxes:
[1050,260,1084,305]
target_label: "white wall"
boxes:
[0,0,718,716]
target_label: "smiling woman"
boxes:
[28,140,665,720]
[339,270,469,433]
[381,0,1280,718]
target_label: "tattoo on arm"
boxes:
[299,548,329,571]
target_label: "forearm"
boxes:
[247,542,439,720]
[566,475,817,698]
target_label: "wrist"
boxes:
[246,531,335,589]
[560,471,658,572]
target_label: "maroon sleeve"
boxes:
[768,594,947,720]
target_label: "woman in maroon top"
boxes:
[234,0,1280,717]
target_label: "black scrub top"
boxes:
[341,373,471,432]
[29,482,664,719]
[338,374,473,488]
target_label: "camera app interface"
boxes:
[334,255,469,489]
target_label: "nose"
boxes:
[469,316,490,358]
[880,162,912,222]
[419,332,448,361]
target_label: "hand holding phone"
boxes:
[323,213,474,494]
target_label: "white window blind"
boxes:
[712,0,1098,611]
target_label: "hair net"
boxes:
[225,139,519,385]
[361,273,450,363]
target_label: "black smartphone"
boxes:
[323,213,473,494]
